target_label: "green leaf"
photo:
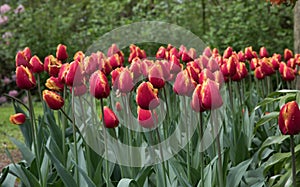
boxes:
[263,152,290,174]
[8,164,40,187]
[226,158,253,187]
[135,166,154,186]
[74,162,97,187]
[258,135,289,159]
[9,137,35,165]
[0,167,9,184]
[45,147,78,187]
[117,178,138,187]
[255,112,279,130]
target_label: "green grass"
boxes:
[0,102,43,149]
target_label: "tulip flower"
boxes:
[237,51,245,62]
[156,46,167,59]
[254,67,265,80]
[284,48,293,61]
[65,60,84,87]
[73,51,85,62]
[117,68,134,93]
[136,82,160,110]
[259,47,269,58]
[29,55,44,73]
[148,63,166,89]
[231,62,248,81]
[129,57,142,81]
[250,58,259,71]
[203,47,212,58]
[56,44,68,61]
[182,47,196,62]
[15,50,31,68]
[58,63,70,83]
[220,56,237,77]
[45,76,64,92]
[9,113,26,125]
[71,84,87,96]
[89,70,110,99]
[199,68,215,84]
[279,62,296,81]
[115,102,122,111]
[44,55,62,77]
[16,65,36,90]
[191,79,223,112]
[287,58,296,69]
[278,101,300,135]
[260,58,275,76]
[107,44,122,57]
[108,53,123,69]
[128,44,146,63]
[137,107,157,128]
[83,53,100,76]
[141,59,154,77]
[223,46,233,59]
[170,55,182,74]
[111,67,124,90]
[244,46,254,60]
[173,69,196,97]
[102,106,119,128]
[42,90,64,110]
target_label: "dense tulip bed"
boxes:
[1,42,300,187]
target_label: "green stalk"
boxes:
[71,88,79,184]
[100,98,110,185]
[211,111,223,187]
[290,135,297,187]
[199,112,204,187]
[27,91,43,185]
[61,85,67,161]
[183,97,191,183]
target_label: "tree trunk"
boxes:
[294,1,300,89]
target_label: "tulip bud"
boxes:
[223,46,233,59]
[221,56,237,77]
[212,48,219,57]
[260,58,275,76]
[89,70,110,99]
[23,47,31,60]
[237,51,245,62]
[102,106,119,128]
[170,55,182,74]
[259,47,269,58]
[129,57,142,80]
[148,63,166,89]
[108,53,123,69]
[278,101,300,135]
[83,53,99,76]
[206,57,219,72]
[16,65,36,90]
[107,44,121,57]
[137,107,157,128]
[250,58,259,71]
[203,47,212,58]
[199,68,215,84]
[173,70,196,97]
[111,67,124,90]
[169,47,179,59]
[73,51,85,62]
[141,59,154,77]
[43,90,64,110]
[29,55,44,73]
[231,62,248,81]
[284,48,293,61]
[9,113,26,125]
[271,57,280,70]
[279,62,296,81]
[56,44,68,61]
[287,58,296,69]
[45,76,64,92]
[136,82,160,110]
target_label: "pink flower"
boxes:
[0,15,8,25]
[0,4,11,14]
[14,4,25,14]
[8,90,18,97]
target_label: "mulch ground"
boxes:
[0,149,22,172]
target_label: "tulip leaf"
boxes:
[9,137,35,165]
[8,163,40,187]
[135,166,154,186]
[73,162,97,187]
[45,147,78,187]
[258,135,289,159]
[117,178,138,187]
[0,167,9,184]
[226,158,253,187]
[255,112,279,130]
[263,152,290,174]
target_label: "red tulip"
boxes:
[44,55,62,77]
[23,47,32,60]
[56,44,68,61]
[45,76,64,92]
[128,44,146,63]
[199,68,215,84]
[284,48,293,61]
[117,68,134,93]
[237,51,245,62]
[137,107,157,128]
[169,47,179,59]
[15,50,31,68]
[231,62,248,81]
[156,46,167,59]
[279,62,296,81]
[254,67,265,80]
[148,63,166,89]
[102,106,119,128]
[16,65,36,90]
[278,101,300,135]
[43,90,64,110]
[203,47,212,58]
[65,60,84,86]
[73,51,85,62]
[107,44,123,58]
[129,57,142,80]
[250,58,259,71]
[244,46,254,60]
[58,63,70,83]
[136,82,160,110]
[220,56,237,77]
[173,69,196,97]
[223,46,233,59]
[191,79,223,112]
[9,113,26,125]
[89,70,110,99]
[111,67,124,90]
[260,58,275,76]
[259,47,269,58]
[108,53,123,69]
[29,55,44,73]
[287,58,296,69]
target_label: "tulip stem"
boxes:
[100,98,110,185]
[199,111,204,187]
[290,135,297,187]
[27,91,43,185]
[4,93,29,111]
[71,88,79,184]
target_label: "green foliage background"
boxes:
[0,0,294,74]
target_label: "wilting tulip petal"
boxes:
[43,90,64,110]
